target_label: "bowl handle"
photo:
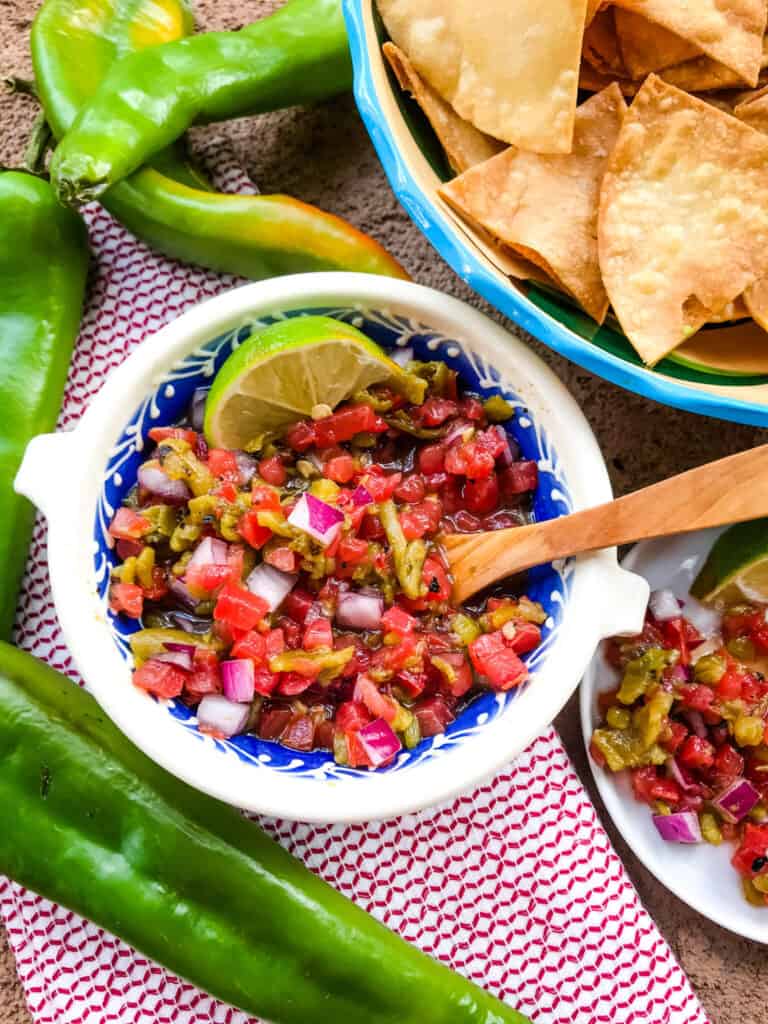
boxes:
[596,565,649,640]
[14,431,79,520]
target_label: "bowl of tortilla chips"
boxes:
[343,0,768,426]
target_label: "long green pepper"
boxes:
[34,0,405,278]
[0,172,89,638]
[49,0,355,204]
[0,642,531,1024]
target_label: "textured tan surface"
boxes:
[1,2,766,1022]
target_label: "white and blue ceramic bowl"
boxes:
[344,0,768,427]
[16,273,647,823]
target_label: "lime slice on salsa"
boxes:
[204,316,424,448]
[691,519,768,606]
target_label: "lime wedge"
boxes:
[691,519,768,606]
[204,316,424,448]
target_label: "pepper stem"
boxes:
[24,111,52,174]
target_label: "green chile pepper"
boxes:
[0,641,531,1024]
[0,172,89,639]
[34,0,406,278]
[50,0,353,204]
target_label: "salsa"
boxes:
[108,360,545,769]
[591,593,768,905]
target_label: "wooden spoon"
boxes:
[445,444,768,603]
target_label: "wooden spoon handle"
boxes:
[446,443,768,603]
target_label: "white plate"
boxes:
[580,528,768,943]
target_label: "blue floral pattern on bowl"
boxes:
[94,307,573,780]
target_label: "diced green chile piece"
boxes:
[617,648,676,705]
[0,642,532,1024]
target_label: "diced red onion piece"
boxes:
[234,450,258,484]
[668,664,690,685]
[167,576,199,609]
[689,636,722,663]
[712,778,760,823]
[186,536,228,571]
[683,710,707,738]
[246,563,298,611]
[357,718,402,767]
[666,757,698,793]
[152,650,194,672]
[649,589,681,622]
[652,811,702,844]
[137,462,191,505]
[189,387,210,431]
[391,346,413,367]
[349,484,373,508]
[493,426,520,467]
[288,493,344,546]
[335,589,384,631]
[196,695,250,738]
[443,419,473,446]
[221,659,255,702]
[164,642,197,659]
[682,597,723,638]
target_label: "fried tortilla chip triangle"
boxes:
[378,0,588,153]
[599,76,768,364]
[612,0,767,86]
[439,85,626,323]
[613,8,700,78]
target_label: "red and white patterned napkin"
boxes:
[0,150,709,1024]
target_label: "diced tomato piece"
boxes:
[238,509,272,549]
[678,734,716,771]
[314,719,335,750]
[140,566,169,602]
[462,474,500,514]
[278,673,314,697]
[148,426,198,446]
[459,396,484,421]
[303,617,333,650]
[184,649,221,702]
[231,630,267,665]
[395,669,427,698]
[336,700,372,734]
[631,766,660,806]
[214,582,269,631]
[109,507,151,541]
[324,453,356,484]
[435,650,473,697]
[354,674,398,724]
[501,620,541,655]
[283,587,314,624]
[265,546,299,573]
[345,730,373,768]
[415,696,455,737]
[394,474,426,503]
[335,633,372,677]
[338,536,369,565]
[414,397,458,426]
[732,823,768,878]
[265,628,285,657]
[251,483,281,510]
[589,738,607,767]
[751,622,768,654]
[362,471,403,501]
[214,480,239,504]
[185,562,232,595]
[662,720,688,754]
[360,513,385,540]
[500,461,538,495]
[252,666,279,696]
[439,476,462,514]
[661,617,690,666]
[678,683,715,712]
[116,538,144,560]
[282,714,316,750]
[468,631,527,690]
[207,448,240,481]
[285,420,317,452]
[314,404,388,447]
[109,582,144,618]
[422,556,451,602]
[381,605,418,635]
[259,706,292,739]
[418,443,446,475]
[717,667,746,701]
[275,615,301,650]
[133,659,185,699]
[713,743,745,785]
[258,455,287,486]
[722,607,762,640]
[445,441,495,480]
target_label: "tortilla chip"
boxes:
[708,296,750,321]
[735,82,768,131]
[611,1,767,86]
[382,43,503,174]
[613,9,700,78]
[579,64,639,95]
[439,85,626,323]
[377,0,588,153]
[583,8,626,76]
[598,75,768,365]
[659,40,768,92]
[745,277,768,328]
[586,0,604,26]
